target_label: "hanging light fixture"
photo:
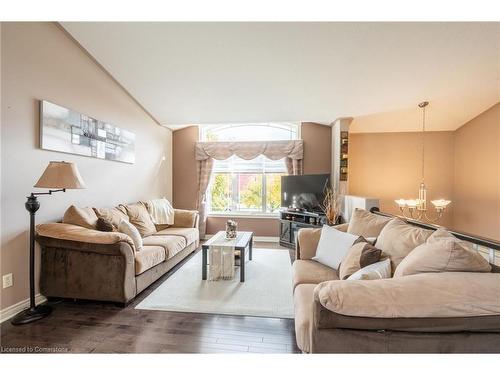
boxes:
[394,101,451,222]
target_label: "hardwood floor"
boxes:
[0,242,300,354]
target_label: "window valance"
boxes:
[195,140,304,161]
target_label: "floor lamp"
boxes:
[11,161,86,325]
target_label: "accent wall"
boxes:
[0,23,173,310]
[172,122,331,237]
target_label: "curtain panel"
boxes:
[195,140,304,238]
[195,140,304,161]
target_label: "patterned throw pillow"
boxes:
[347,258,392,280]
[339,241,382,280]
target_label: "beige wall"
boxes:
[172,126,199,210]
[0,23,173,309]
[171,122,332,237]
[349,103,500,240]
[453,103,500,240]
[301,122,331,174]
[206,216,279,237]
[349,131,455,227]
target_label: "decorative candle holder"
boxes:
[225,219,237,239]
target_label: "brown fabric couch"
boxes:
[37,207,199,305]
[294,223,500,353]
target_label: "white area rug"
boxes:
[135,248,294,318]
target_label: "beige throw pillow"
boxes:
[339,242,382,280]
[62,205,98,229]
[119,202,157,238]
[376,218,433,273]
[427,227,464,244]
[118,219,142,252]
[93,207,129,230]
[394,233,491,277]
[347,209,391,237]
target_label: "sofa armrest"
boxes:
[295,223,348,260]
[315,272,500,319]
[312,274,500,333]
[37,223,137,304]
[36,223,135,253]
[172,209,199,229]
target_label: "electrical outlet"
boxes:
[2,273,13,288]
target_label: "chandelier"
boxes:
[394,101,451,223]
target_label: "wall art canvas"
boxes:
[40,100,135,164]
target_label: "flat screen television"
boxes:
[281,174,330,213]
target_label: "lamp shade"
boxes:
[34,161,86,189]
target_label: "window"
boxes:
[202,123,299,215]
[201,122,298,142]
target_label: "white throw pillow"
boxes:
[312,225,359,270]
[118,218,143,252]
[347,258,391,280]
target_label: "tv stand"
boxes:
[279,210,325,249]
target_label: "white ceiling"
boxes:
[61,22,500,133]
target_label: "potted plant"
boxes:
[321,186,342,226]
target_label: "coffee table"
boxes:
[202,231,253,282]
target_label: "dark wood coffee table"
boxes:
[202,231,253,282]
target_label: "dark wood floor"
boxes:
[0,242,300,354]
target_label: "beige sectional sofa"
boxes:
[293,210,500,353]
[36,204,199,305]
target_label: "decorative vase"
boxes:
[225,219,237,239]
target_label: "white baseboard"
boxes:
[0,294,47,323]
[254,236,279,243]
[203,235,279,243]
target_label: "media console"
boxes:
[279,210,326,249]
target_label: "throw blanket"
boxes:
[146,198,174,225]
[208,232,240,281]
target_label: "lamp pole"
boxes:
[11,189,65,325]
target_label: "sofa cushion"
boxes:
[394,235,491,278]
[118,219,143,252]
[153,227,199,245]
[143,235,187,258]
[339,241,382,280]
[347,209,391,237]
[62,205,98,229]
[292,259,338,290]
[119,202,157,237]
[294,284,316,353]
[375,218,433,272]
[315,272,500,318]
[93,207,129,230]
[172,209,198,228]
[135,245,166,275]
[312,225,360,270]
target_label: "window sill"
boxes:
[207,213,279,220]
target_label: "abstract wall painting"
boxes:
[40,100,135,164]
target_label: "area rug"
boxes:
[135,248,294,318]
